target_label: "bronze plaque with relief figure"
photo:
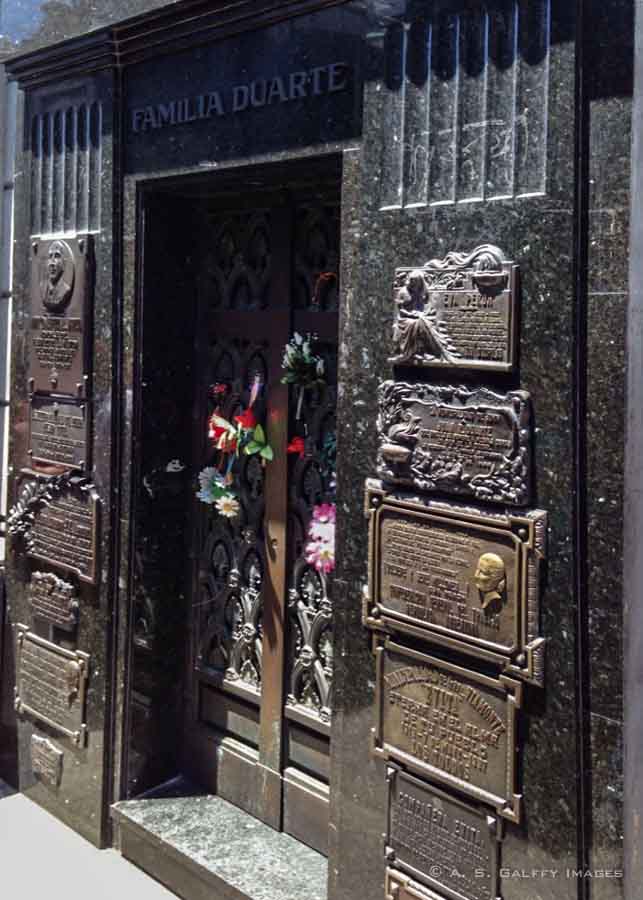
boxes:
[15,626,89,745]
[29,571,79,630]
[390,244,517,372]
[28,236,93,397]
[386,765,501,900]
[373,637,522,822]
[378,383,532,506]
[31,734,64,787]
[365,482,546,685]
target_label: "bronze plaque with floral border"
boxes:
[364,482,546,686]
[373,637,522,823]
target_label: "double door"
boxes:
[185,188,339,854]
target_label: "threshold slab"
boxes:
[112,794,328,900]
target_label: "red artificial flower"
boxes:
[208,413,227,442]
[287,436,306,459]
[209,383,228,398]
[234,408,257,430]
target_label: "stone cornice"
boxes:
[5,0,355,88]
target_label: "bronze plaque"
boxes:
[386,869,460,900]
[386,766,500,900]
[15,626,89,746]
[365,484,546,685]
[8,474,100,584]
[31,734,64,787]
[29,571,79,631]
[390,244,517,373]
[374,638,522,822]
[28,395,89,471]
[378,383,532,506]
[28,236,92,397]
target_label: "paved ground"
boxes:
[0,780,177,900]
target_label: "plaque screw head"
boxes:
[32,241,38,254]
[78,239,85,253]
[516,653,526,666]
[518,528,527,539]
[385,847,396,862]
[372,605,381,618]
[371,496,380,508]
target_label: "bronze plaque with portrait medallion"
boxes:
[365,482,546,686]
[28,235,93,397]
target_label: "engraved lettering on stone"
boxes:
[387,768,498,900]
[391,245,516,372]
[15,627,89,745]
[29,572,79,630]
[29,397,88,470]
[31,735,64,787]
[376,641,521,821]
[378,384,531,505]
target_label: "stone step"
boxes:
[112,790,328,900]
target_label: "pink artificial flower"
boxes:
[305,539,335,575]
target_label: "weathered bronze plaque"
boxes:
[365,483,546,685]
[29,571,79,631]
[8,474,100,584]
[386,869,459,900]
[15,626,89,746]
[390,244,517,373]
[386,766,501,900]
[374,638,522,822]
[28,395,89,471]
[28,236,92,397]
[31,734,64,787]
[378,383,532,506]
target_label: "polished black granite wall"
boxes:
[0,0,633,897]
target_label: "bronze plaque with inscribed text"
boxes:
[29,396,89,470]
[386,766,500,900]
[385,869,453,900]
[29,571,79,630]
[31,734,64,787]
[9,475,100,584]
[15,626,89,745]
[374,638,522,822]
[378,383,532,506]
[365,484,546,685]
[28,236,92,397]
[391,244,517,372]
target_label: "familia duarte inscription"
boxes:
[374,638,522,822]
[365,483,546,685]
[391,245,517,372]
[378,383,532,506]
[28,396,89,471]
[131,62,350,132]
[28,236,92,397]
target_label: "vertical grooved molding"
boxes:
[378,0,550,209]
[30,101,102,237]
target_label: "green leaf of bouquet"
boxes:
[254,424,265,443]
[244,442,261,455]
[260,445,274,461]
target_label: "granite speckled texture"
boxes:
[113,794,328,900]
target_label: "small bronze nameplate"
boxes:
[29,571,79,631]
[365,484,546,685]
[374,638,522,822]
[378,383,532,506]
[31,734,64,787]
[386,766,501,900]
[28,236,92,397]
[385,869,453,900]
[28,396,89,471]
[15,626,89,746]
[8,474,100,584]
[390,244,517,372]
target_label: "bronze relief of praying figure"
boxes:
[390,269,455,364]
